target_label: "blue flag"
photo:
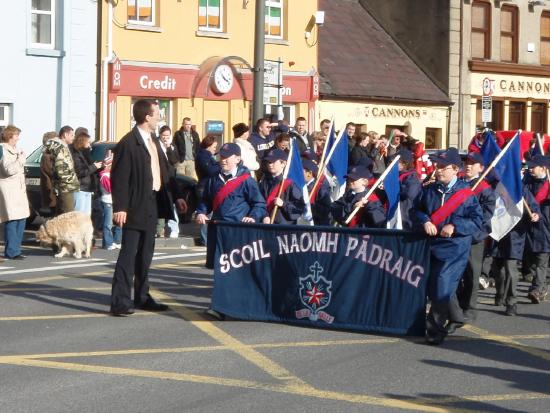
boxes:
[384,160,402,229]
[480,131,501,167]
[287,137,312,224]
[325,127,349,200]
[490,134,523,241]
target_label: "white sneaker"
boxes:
[107,245,117,251]
[113,243,121,249]
[479,276,489,290]
[169,233,179,239]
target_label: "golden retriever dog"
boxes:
[36,211,94,259]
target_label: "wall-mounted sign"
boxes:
[110,57,122,91]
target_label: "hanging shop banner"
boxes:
[207,222,431,336]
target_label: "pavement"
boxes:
[0,231,549,412]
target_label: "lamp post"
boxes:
[252,0,266,124]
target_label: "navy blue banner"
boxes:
[208,222,431,336]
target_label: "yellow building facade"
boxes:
[98,0,319,142]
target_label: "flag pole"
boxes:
[269,139,294,223]
[344,155,401,225]
[472,130,520,192]
[310,128,346,198]
[316,117,334,181]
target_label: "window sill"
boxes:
[125,24,162,33]
[265,38,289,46]
[26,48,65,58]
[195,30,229,39]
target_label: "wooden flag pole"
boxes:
[310,128,346,199]
[269,138,294,223]
[344,155,401,225]
[315,117,334,181]
[472,131,520,192]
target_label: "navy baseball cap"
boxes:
[302,158,319,176]
[264,148,288,162]
[219,143,241,158]
[465,152,484,165]
[346,165,372,181]
[527,154,550,168]
[429,147,462,167]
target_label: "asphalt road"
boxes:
[0,238,549,413]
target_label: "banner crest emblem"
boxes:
[295,261,334,323]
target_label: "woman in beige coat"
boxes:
[232,123,259,175]
[0,125,30,259]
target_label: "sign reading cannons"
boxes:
[207,222,431,336]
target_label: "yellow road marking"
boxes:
[0,284,210,292]
[0,357,464,412]
[0,312,158,321]
[0,338,399,360]
[463,324,550,362]
[152,289,312,390]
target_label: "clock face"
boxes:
[213,64,234,94]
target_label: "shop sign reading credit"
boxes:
[139,75,177,91]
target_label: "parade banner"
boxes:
[207,222,431,336]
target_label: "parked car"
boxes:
[25,142,197,226]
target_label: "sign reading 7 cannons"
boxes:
[206,222,431,336]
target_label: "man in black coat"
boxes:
[173,117,200,180]
[110,99,186,316]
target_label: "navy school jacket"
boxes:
[399,170,422,231]
[331,189,386,228]
[461,178,497,243]
[258,173,305,225]
[493,183,540,260]
[414,179,484,302]
[196,165,267,223]
[525,175,550,253]
[307,178,332,226]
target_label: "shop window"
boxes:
[508,101,525,131]
[265,0,283,39]
[31,0,55,49]
[531,102,548,134]
[500,5,518,63]
[128,0,155,26]
[425,128,442,150]
[198,0,223,32]
[541,12,550,65]
[130,98,171,135]
[476,99,503,130]
[0,104,11,127]
[264,104,295,123]
[471,1,491,60]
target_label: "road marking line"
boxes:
[151,289,312,390]
[425,392,550,404]
[51,259,105,264]
[463,324,550,362]
[1,338,400,360]
[0,358,462,412]
[0,252,206,276]
[0,284,210,292]
[0,312,158,321]
[0,266,14,270]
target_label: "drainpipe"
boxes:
[101,0,114,141]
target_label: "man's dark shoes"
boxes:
[495,296,504,307]
[8,254,27,260]
[426,329,446,345]
[111,307,135,317]
[505,303,517,316]
[138,298,169,312]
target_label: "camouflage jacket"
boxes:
[44,138,80,194]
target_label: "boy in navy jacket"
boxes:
[524,154,550,304]
[303,158,332,226]
[414,148,483,345]
[259,148,305,225]
[457,152,496,321]
[196,143,266,224]
[331,165,386,228]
